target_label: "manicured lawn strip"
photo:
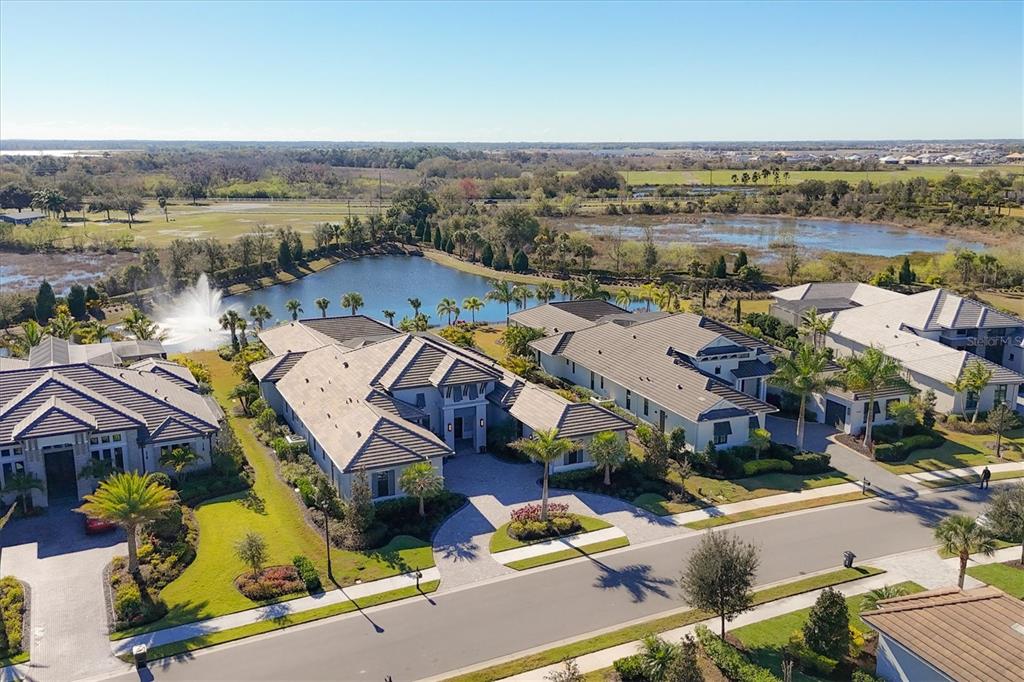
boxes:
[121,352,432,636]
[966,562,1024,598]
[443,567,883,682]
[489,516,612,554]
[128,581,440,663]
[0,652,30,666]
[505,537,630,571]
[471,325,508,362]
[685,491,874,530]
[880,425,1023,475]
[732,580,924,681]
[918,468,1024,489]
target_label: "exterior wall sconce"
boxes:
[447,423,453,432]
[479,419,485,428]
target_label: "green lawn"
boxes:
[561,166,1021,186]
[684,490,874,530]
[120,351,432,636]
[880,425,1024,474]
[505,537,630,571]
[471,324,508,362]
[966,562,1024,598]
[919,468,1024,489]
[732,580,924,681]
[489,515,611,553]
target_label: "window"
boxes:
[453,385,463,402]
[714,433,728,445]
[643,398,649,416]
[994,384,1008,406]
[414,393,426,408]
[114,447,125,469]
[713,421,732,445]
[0,446,21,458]
[862,401,882,424]
[600,376,604,390]
[965,390,979,411]
[590,371,595,390]
[564,450,582,466]
[714,366,721,375]
[468,384,478,400]
[956,329,967,336]
[371,470,395,498]
[571,362,576,373]
[625,390,631,410]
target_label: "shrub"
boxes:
[149,471,172,489]
[373,491,465,541]
[790,452,831,474]
[719,452,745,478]
[510,502,570,523]
[0,577,25,657]
[235,565,304,601]
[292,555,322,593]
[741,458,793,477]
[612,654,647,682]
[785,636,838,677]
[726,445,756,461]
[112,580,167,627]
[507,513,582,542]
[872,443,906,462]
[900,433,943,453]
[803,587,851,659]
[695,625,779,682]
[852,671,882,682]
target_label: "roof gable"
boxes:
[13,397,98,439]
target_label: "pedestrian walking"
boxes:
[980,466,992,489]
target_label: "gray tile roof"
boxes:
[508,299,628,334]
[128,358,199,389]
[13,397,98,439]
[507,384,633,438]
[28,336,165,369]
[298,315,399,347]
[732,359,775,379]
[250,351,307,383]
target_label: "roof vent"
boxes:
[343,362,349,368]
[597,349,602,354]
[356,430,361,438]
[305,378,309,383]
[677,384,683,390]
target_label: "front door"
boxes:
[824,400,846,429]
[453,417,464,440]
[44,449,78,501]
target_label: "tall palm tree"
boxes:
[841,347,906,451]
[577,274,608,300]
[382,309,397,327]
[511,284,534,310]
[560,279,579,301]
[615,288,634,309]
[636,282,659,312]
[437,298,460,325]
[237,318,249,347]
[770,345,836,451]
[249,304,272,331]
[934,514,996,588]
[219,310,240,350]
[799,308,834,349]
[486,280,515,316]
[285,299,303,321]
[408,297,422,316]
[314,297,330,318]
[534,283,555,304]
[77,472,177,574]
[510,428,580,522]
[2,471,43,514]
[948,360,994,424]
[461,297,484,323]
[341,291,364,316]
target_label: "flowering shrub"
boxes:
[509,502,570,524]
[235,565,304,601]
[507,503,582,541]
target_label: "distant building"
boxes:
[1005,152,1024,164]
[898,155,921,165]
[879,155,900,165]
[0,211,46,225]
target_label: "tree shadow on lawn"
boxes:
[730,471,847,495]
[572,490,677,528]
[591,559,675,603]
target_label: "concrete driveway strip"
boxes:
[96,482,999,682]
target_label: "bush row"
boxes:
[110,559,169,630]
[695,625,779,682]
[508,515,581,542]
[873,432,945,462]
[292,555,322,593]
[0,577,25,658]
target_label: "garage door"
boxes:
[824,400,846,429]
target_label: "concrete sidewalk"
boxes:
[669,482,866,526]
[111,567,441,656]
[491,527,627,565]
[902,460,1024,485]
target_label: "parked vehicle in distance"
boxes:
[84,516,117,535]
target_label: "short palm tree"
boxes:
[770,345,836,451]
[19,319,44,353]
[534,283,555,304]
[230,382,260,416]
[314,297,330,318]
[399,462,445,516]
[749,427,772,460]
[588,431,627,485]
[159,446,199,481]
[637,282,659,312]
[408,297,422,316]
[799,308,834,349]
[861,584,909,611]
[577,274,608,300]
[949,359,994,423]
[841,347,906,451]
[249,304,272,331]
[285,298,303,321]
[615,288,634,308]
[437,297,460,325]
[486,280,515,316]
[78,472,177,574]
[510,428,580,521]
[78,320,111,344]
[2,471,43,514]
[934,514,996,588]
[461,296,484,323]
[47,310,78,340]
[638,634,679,682]
[341,291,364,316]
[382,309,397,327]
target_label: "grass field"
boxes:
[879,425,1024,475]
[563,165,1022,186]
[977,290,1024,317]
[117,351,432,636]
[965,561,1024,597]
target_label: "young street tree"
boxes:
[985,482,1024,564]
[987,404,1020,460]
[934,514,996,588]
[235,531,268,578]
[511,428,580,522]
[680,530,760,638]
[803,587,851,659]
[399,461,445,516]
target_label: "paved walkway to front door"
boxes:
[432,453,677,588]
[1,503,131,682]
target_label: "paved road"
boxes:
[99,482,1000,682]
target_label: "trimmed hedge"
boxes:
[742,458,793,477]
[0,577,25,659]
[612,653,647,682]
[791,452,831,474]
[873,431,945,462]
[696,625,779,682]
[292,555,322,593]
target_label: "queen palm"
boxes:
[314,297,330,317]
[770,345,836,451]
[511,284,533,310]
[78,472,177,574]
[948,360,993,423]
[78,320,111,344]
[560,280,579,301]
[437,297,460,325]
[408,297,422,316]
[285,299,303,321]
[2,471,43,514]
[841,347,906,451]
[382,309,397,326]
[799,308,833,349]
[615,288,634,308]
[636,282,659,312]
[577,274,608,300]
[486,280,515,316]
[534,282,555,304]
[236,318,249,347]
[934,514,996,588]
[510,428,580,522]
[219,310,240,350]
[159,446,199,481]
[341,291,364,316]
[249,304,272,331]
[461,297,484,323]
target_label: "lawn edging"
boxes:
[505,537,630,571]
[684,490,875,530]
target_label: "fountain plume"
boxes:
[153,273,235,351]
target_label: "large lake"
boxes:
[571,215,984,258]
[230,255,570,325]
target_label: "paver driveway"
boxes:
[1,502,131,682]
[432,453,676,588]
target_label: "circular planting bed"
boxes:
[489,502,612,554]
[234,565,305,601]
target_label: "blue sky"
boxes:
[1,1,1021,141]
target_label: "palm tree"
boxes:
[159,446,199,481]
[219,310,240,350]
[841,347,906,451]
[948,360,994,423]
[78,320,111,344]
[408,297,422,316]
[249,304,272,331]
[461,297,484,323]
[18,319,45,354]
[615,289,633,309]
[399,461,445,516]
[341,291,364,316]
[285,299,303,321]
[510,428,580,521]
[861,584,909,611]
[934,514,996,588]
[588,431,627,486]
[511,284,534,310]
[560,279,579,301]
[577,274,608,300]
[799,308,834,349]
[770,345,836,451]
[236,318,249,347]
[77,472,177,574]
[655,283,682,312]
[47,311,78,340]
[486,280,515,316]
[437,297,460,325]
[2,471,43,514]
[382,309,397,327]
[638,634,679,682]
[749,428,772,460]
[534,282,555,304]
[314,297,330,317]
[229,382,260,416]
[636,282,659,312]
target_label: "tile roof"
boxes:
[250,351,308,383]
[862,586,1024,682]
[771,282,906,306]
[548,299,628,321]
[13,396,98,439]
[258,321,338,355]
[128,358,199,389]
[27,336,166,368]
[509,299,629,334]
[298,315,399,347]
[507,384,633,438]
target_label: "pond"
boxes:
[570,215,984,258]
[229,255,565,327]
